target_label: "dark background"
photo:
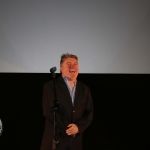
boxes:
[0,73,149,150]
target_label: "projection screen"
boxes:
[0,0,150,73]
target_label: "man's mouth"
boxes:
[69,70,76,73]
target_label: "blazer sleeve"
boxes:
[42,82,66,131]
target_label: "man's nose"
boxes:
[69,64,75,68]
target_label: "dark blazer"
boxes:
[40,76,93,150]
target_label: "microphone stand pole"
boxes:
[50,67,59,150]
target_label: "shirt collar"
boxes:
[62,75,77,83]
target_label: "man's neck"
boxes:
[68,80,75,88]
[62,75,76,89]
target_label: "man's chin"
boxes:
[67,76,77,81]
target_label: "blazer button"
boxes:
[73,110,75,113]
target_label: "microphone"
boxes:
[50,67,57,73]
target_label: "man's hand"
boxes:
[66,124,79,136]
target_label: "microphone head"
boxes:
[50,67,57,73]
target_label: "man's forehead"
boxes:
[64,58,78,62]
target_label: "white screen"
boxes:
[0,0,150,73]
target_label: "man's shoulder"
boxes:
[44,76,63,86]
[44,80,53,85]
[77,80,89,89]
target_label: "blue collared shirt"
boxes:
[62,75,77,106]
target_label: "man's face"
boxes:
[60,58,79,81]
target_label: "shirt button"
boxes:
[73,110,75,112]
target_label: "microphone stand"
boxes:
[50,67,59,150]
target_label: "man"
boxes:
[40,53,93,150]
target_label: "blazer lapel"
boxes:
[74,81,81,108]
[57,77,73,107]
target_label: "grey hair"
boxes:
[60,53,78,66]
